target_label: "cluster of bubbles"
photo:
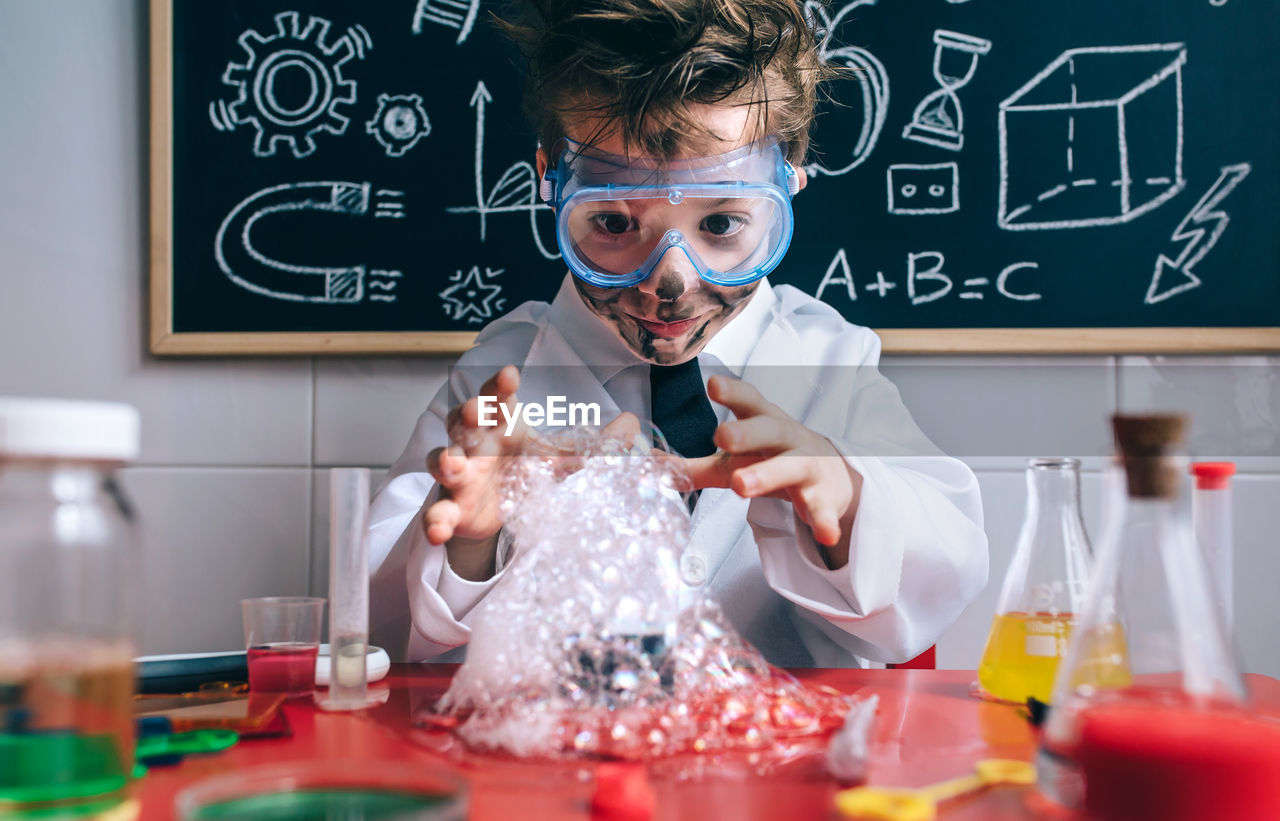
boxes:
[434,427,858,762]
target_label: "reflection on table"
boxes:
[134,666,1280,821]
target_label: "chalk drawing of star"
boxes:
[439,266,504,324]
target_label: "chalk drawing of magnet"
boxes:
[214,181,389,303]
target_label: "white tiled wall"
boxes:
[2,1,1277,676]
[880,357,1116,468]
[313,359,449,467]
[125,468,313,653]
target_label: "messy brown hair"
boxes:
[497,0,832,165]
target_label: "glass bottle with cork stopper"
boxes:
[977,457,1092,705]
[1034,414,1278,821]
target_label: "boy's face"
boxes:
[537,104,806,366]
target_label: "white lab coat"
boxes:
[368,276,988,667]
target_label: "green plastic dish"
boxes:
[175,760,466,821]
[185,788,454,820]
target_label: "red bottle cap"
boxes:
[1190,461,1236,490]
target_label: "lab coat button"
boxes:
[680,552,708,585]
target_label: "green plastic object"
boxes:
[134,729,238,763]
[185,788,456,820]
[0,730,128,808]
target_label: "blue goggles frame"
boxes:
[539,138,799,288]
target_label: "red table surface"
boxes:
[134,667,1280,821]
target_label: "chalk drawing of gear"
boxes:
[213,12,372,159]
[215,181,404,303]
[366,93,432,157]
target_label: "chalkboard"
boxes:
[149,0,1280,354]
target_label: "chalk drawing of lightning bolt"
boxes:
[1146,163,1251,305]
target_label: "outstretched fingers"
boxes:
[447,365,525,452]
[706,375,774,420]
[714,414,798,456]
[423,497,462,545]
[426,445,467,486]
[423,365,526,547]
[680,451,736,491]
[481,364,520,401]
[729,453,816,498]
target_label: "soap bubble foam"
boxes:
[432,427,864,763]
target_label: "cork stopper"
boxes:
[1111,414,1188,498]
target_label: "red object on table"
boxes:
[1078,701,1280,821]
[887,644,936,670]
[591,763,656,821]
[132,666,1280,821]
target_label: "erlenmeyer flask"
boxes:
[1036,414,1248,814]
[977,458,1092,705]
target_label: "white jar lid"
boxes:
[0,397,140,462]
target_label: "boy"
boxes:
[368,0,987,667]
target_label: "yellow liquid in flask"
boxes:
[977,612,1073,704]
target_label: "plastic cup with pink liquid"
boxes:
[241,596,325,698]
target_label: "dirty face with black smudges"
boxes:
[571,276,759,365]
[538,103,804,365]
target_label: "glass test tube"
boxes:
[320,467,372,709]
[1191,461,1235,632]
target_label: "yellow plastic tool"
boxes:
[834,759,1035,821]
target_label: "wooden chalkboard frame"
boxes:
[148,0,1280,356]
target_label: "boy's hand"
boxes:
[680,375,863,568]
[424,365,641,580]
[424,366,524,571]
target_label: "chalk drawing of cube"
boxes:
[998,44,1187,231]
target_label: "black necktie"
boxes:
[649,358,718,458]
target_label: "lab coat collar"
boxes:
[700,278,778,377]
[732,282,819,420]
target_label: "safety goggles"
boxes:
[539,137,799,288]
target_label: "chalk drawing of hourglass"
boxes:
[902,29,992,152]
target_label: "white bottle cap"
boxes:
[0,397,140,462]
